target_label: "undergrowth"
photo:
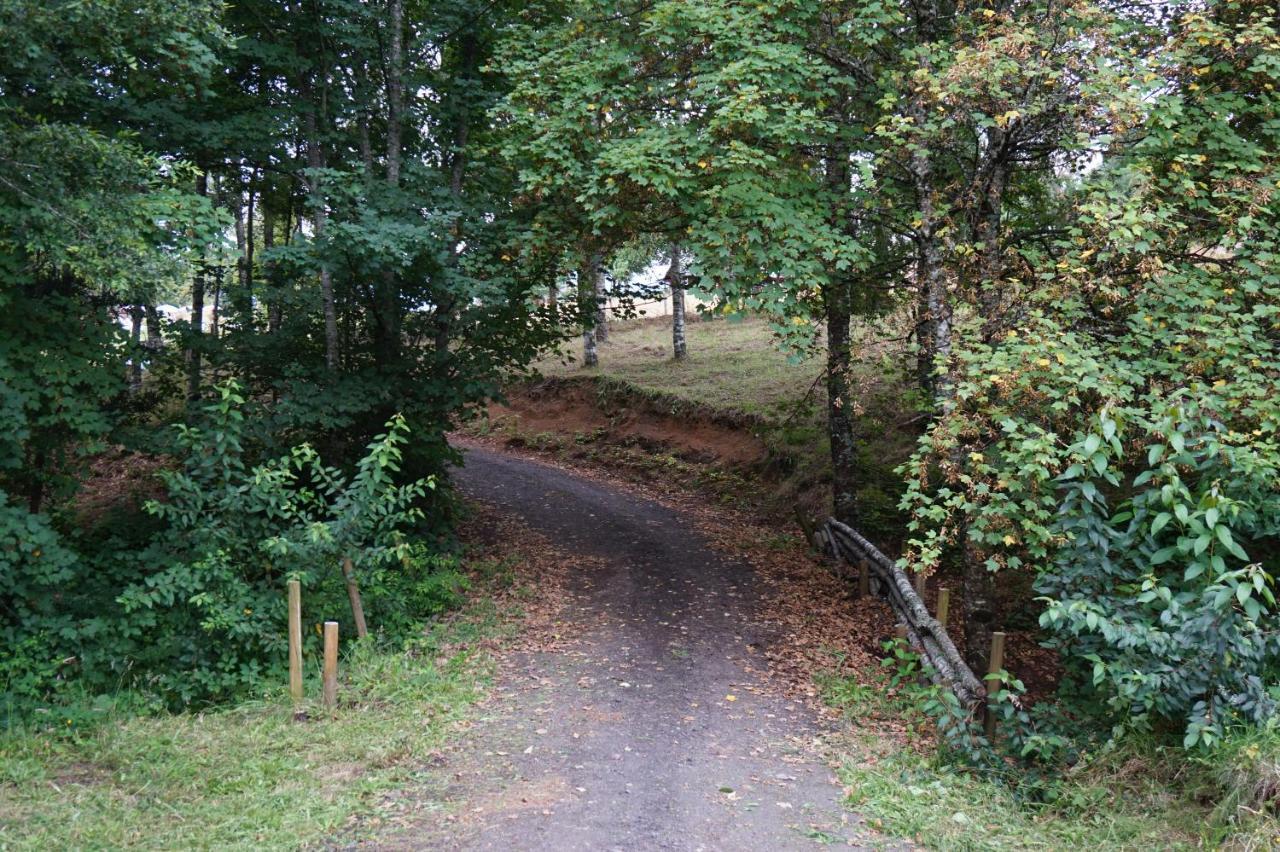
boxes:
[0,554,525,850]
[820,647,1280,850]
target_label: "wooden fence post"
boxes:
[935,588,951,629]
[858,560,871,599]
[288,579,303,707]
[983,631,1007,739]
[322,621,339,710]
[913,570,926,597]
[894,623,909,646]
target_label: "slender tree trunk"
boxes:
[431,31,478,358]
[825,147,858,526]
[667,245,686,361]
[211,275,221,340]
[263,202,282,333]
[825,285,858,526]
[187,170,207,401]
[579,253,600,368]
[145,304,163,353]
[305,104,339,370]
[128,305,143,392]
[910,119,950,403]
[594,265,609,343]
[976,129,1008,342]
[963,133,1007,674]
[376,0,406,365]
[242,172,255,328]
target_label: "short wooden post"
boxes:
[794,507,817,550]
[983,631,1007,739]
[288,579,303,706]
[913,570,926,597]
[341,557,368,639]
[322,621,339,710]
[858,561,871,598]
[935,588,951,629]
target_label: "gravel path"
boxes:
[410,446,876,850]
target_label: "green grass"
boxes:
[538,314,824,419]
[820,668,1280,850]
[529,314,923,538]
[0,558,523,851]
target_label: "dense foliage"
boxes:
[499,0,1279,752]
[1,0,558,715]
[1,0,1276,765]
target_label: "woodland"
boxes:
[2,0,1279,841]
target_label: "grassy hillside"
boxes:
[524,313,924,541]
[538,314,824,418]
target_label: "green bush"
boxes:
[3,382,455,719]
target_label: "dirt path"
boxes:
[397,446,880,850]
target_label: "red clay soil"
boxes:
[486,381,769,468]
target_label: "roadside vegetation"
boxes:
[0,515,546,850]
[492,316,1280,849]
[3,0,1277,846]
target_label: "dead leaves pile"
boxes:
[453,501,603,656]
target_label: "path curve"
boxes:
[425,446,872,850]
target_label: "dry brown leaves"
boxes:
[451,433,898,718]
[451,500,604,658]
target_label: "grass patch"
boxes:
[820,666,1280,850]
[529,314,923,539]
[538,314,823,419]
[0,555,526,850]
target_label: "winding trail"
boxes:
[411,446,876,850]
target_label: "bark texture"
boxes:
[667,245,686,361]
[824,149,858,527]
[579,253,601,368]
[187,170,208,401]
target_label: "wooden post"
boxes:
[983,631,1007,739]
[936,588,951,629]
[858,561,871,598]
[322,621,339,710]
[288,579,303,706]
[913,570,926,597]
[794,507,817,550]
[341,557,368,639]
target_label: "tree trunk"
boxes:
[824,146,858,526]
[128,305,143,392]
[376,0,406,365]
[241,172,255,329]
[594,264,609,343]
[579,253,600,368]
[667,245,686,361]
[910,111,951,404]
[263,202,282,333]
[187,170,207,401]
[145,304,163,352]
[825,284,857,527]
[962,130,1007,672]
[306,104,339,371]
[976,128,1008,342]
